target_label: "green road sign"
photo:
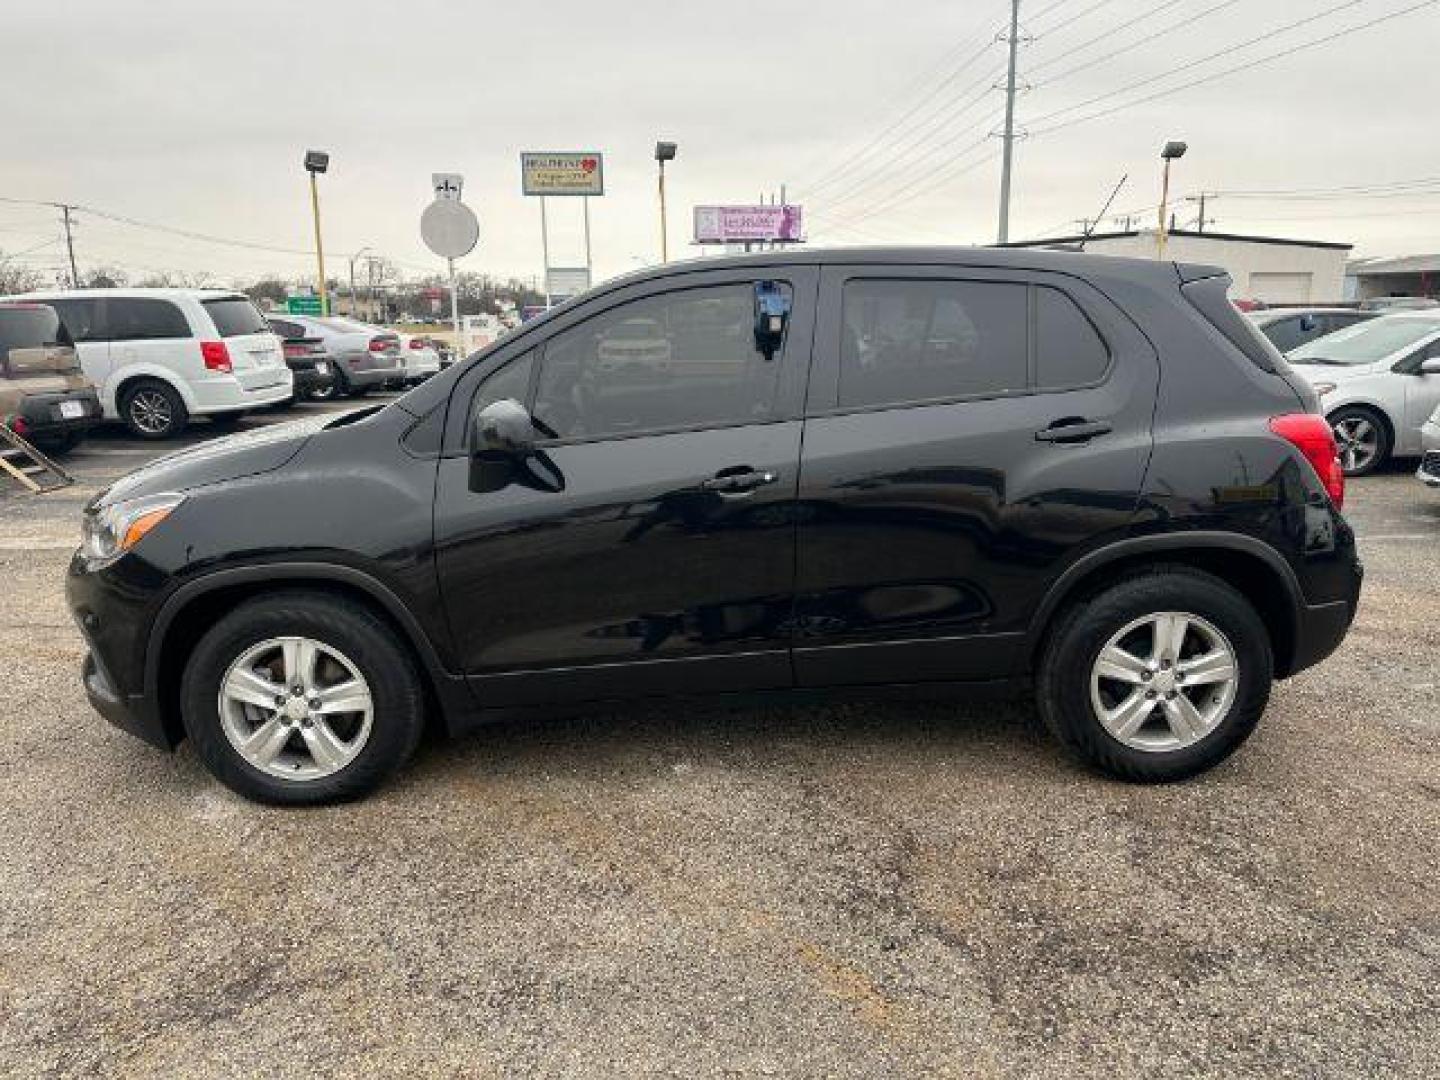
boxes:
[286,296,325,315]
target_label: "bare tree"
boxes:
[0,253,44,294]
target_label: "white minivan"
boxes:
[1,289,292,438]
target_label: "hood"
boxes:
[98,411,344,508]
[1288,360,1378,386]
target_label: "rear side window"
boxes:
[840,280,1028,408]
[44,297,106,342]
[106,298,192,341]
[1035,287,1110,388]
[267,318,304,339]
[202,297,269,337]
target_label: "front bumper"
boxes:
[1418,451,1440,489]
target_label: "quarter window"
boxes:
[532,282,789,441]
[839,280,1028,408]
[1035,286,1110,387]
[105,298,192,341]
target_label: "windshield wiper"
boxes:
[1289,356,1350,366]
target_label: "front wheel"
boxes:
[1036,566,1273,783]
[181,592,425,804]
[1329,405,1390,476]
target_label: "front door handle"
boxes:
[700,468,778,495]
[1035,418,1113,443]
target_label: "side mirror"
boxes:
[472,398,537,455]
[1298,314,1317,333]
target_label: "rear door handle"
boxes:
[1035,419,1113,443]
[700,468,778,495]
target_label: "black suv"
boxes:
[67,249,1362,804]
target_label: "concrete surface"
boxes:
[1,405,1436,1078]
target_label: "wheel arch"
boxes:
[1028,534,1305,678]
[112,367,198,415]
[147,564,468,747]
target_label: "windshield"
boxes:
[202,297,270,337]
[1288,316,1440,365]
[317,317,378,334]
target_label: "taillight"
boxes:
[408,338,426,350]
[5,415,30,436]
[368,337,393,353]
[200,341,232,373]
[1270,413,1344,509]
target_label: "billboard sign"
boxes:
[694,204,804,243]
[521,152,604,196]
[545,266,592,299]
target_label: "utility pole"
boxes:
[996,0,1021,243]
[59,204,79,287]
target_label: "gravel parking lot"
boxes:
[1,404,1436,1078]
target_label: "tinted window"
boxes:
[267,318,304,339]
[44,297,106,342]
[202,297,269,337]
[0,306,67,353]
[106,298,192,341]
[1262,316,1305,353]
[1035,286,1110,388]
[473,351,536,420]
[532,282,787,440]
[840,279,1027,408]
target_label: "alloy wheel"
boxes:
[1333,416,1380,473]
[1088,611,1239,752]
[129,389,173,435]
[218,636,374,780]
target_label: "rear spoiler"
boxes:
[1174,261,1227,284]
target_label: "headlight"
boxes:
[81,492,185,560]
[1312,381,1337,397]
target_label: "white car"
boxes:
[1417,403,1440,488]
[1286,312,1440,475]
[0,288,291,438]
[396,333,441,384]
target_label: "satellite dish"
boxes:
[421,199,479,259]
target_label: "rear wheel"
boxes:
[308,371,344,401]
[120,379,188,439]
[181,592,425,804]
[1036,567,1273,782]
[1329,405,1390,476]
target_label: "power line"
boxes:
[1026,0,1367,129]
[1031,0,1243,88]
[1032,0,1123,39]
[1030,0,1436,137]
[1027,0,1189,76]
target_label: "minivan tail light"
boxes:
[200,341,232,373]
[1270,413,1344,509]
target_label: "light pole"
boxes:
[1156,140,1187,259]
[304,150,330,313]
[655,141,677,262]
[348,246,372,319]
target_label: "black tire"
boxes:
[308,372,344,401]
[120,379,188,439]
[1036,565,1273,783]
[1328,405,1391,477]
[181,591,425,805]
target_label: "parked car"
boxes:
[0,302,102,453]
[267,314,402,397]
[1417,402,1440,489]
[1358,296,1440,312]
[395,333,442,386]
[67,247,1361,804]
[1286,312,1440,475]
[1246,307,1377,353]
[0,289,291,438]
[266,316,337,401]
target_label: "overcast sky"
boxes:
[3,0,1438,289]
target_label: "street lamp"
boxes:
[348,246,373,319]
[655,140,677,262]
[304,150,330,314]
[1156,140,1187,259]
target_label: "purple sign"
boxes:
[694,205,804,243]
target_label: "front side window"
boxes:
[840,280,1028,408]
[105,298,192,341]
[44,297,106,342]
[532,282,788,441]
[473,351,536,421]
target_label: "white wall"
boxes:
[1076,231,1349,303]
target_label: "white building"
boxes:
[1004,229,1352,304]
